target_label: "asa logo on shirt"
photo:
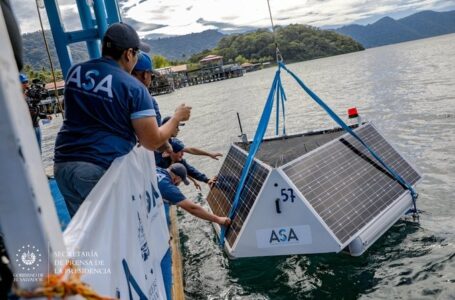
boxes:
[67,65,113,98]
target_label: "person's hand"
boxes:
[209,152,223,160]
[162,149,171,158]
[174,104,191,122]
[207,176,218,188]
[193,181,202,191]
[217,217,231,226]
[157,141,172,153]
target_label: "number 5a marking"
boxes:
[281,188,296,202]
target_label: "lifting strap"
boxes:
[219,68,283,246]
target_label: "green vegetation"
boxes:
[152,55,172,69]
[191,24,364,64]
[22,31,89,71]
[22,64,63,83]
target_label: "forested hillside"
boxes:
[144,30,224,60]
[22,30,224,70]
[22,31,89,70]
[191,24,364,64]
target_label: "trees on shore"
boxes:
[196,24,364,64]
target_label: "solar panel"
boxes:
[236,127,349,167]
[207,146,270,247]
[282,123,421,245]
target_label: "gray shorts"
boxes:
[54,161,106,218]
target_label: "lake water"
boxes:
[42,33,455,299]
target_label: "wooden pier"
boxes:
[154,54,245,91]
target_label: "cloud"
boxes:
[196,18,258,34]
[10,0,80,33]
[8,0,455,37]
[122,17,167,32]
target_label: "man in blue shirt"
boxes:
[131,52,162,125]
[157,163,230,226]
[131,52,171,153]
[156,138,217,190]
[154,117,222,188]
[161,116,222,160]
[54,23,191,217]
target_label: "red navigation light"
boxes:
[348,107,359,119]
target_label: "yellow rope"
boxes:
[15,261,115,300]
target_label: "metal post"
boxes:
[76,0,101,59]
[42,0,72,77]
[92,0,109,38]
[104,0,122,24]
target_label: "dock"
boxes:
[170,206,185,299]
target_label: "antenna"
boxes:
[236,112,248,144]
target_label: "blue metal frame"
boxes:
[75,0,101,59]
[43,0,122,76]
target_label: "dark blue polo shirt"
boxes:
[157,168,186,205]
[54,57,156,169]
[155,155,209,183]
[151,96,161,126]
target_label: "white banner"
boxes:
[63,146,170,299]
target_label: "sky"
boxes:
[10,0,455,38]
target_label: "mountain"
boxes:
[22,29,225,70]
[335,10,455,48]
[22,31,89,70]
[144,30,225,60]
[194,25,364,64]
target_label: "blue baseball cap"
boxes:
[19,73,28,83]
[134,52,153,72]
[170,138,185,153]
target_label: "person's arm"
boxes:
[188,176,202,191]
[181,160,209,183]
[133,104,191,150]
[177,199,230,226]
[156,141,171,153]
[184,147,223,160]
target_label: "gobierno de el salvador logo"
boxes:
[15,244,42,272]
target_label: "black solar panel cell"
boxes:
[235,127,348,167]
[282,124,420,244]
[207,146,270,247]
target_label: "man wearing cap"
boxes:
[54,22,191,217]
[157,138,217,190]
[161,116,223,160]
[157,163,230,226]
[131,52,172,153]
[131,52,162,125]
